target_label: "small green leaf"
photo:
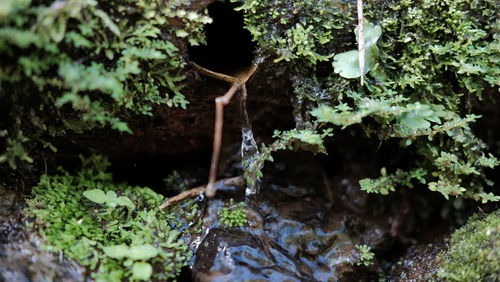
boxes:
[128,244,159,260]
[332,21,381,79]
[333,45,379,79]
[332,50,361,78]
[106,190,117,200]
[115,196,135,210]
[83,189,107,204]
[103,244,129,259]
[400,112,431,130]
[355,22,382,46]
[132,262,153,280]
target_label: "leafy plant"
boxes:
[333,21,381,79]
[355,244,375,266]
[218,199,248,228]
[234,0,499,204]
[0,0,212,169]
[83,189,135,210]
[25,155,199,281]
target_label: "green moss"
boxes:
[437,210,500,281]
[367,0,499,101]
[232,0,353,65]
[25,155,199,281]
[217,199,248,228]
[237,0,499,203]
[0,0,211,168]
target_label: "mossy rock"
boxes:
[437,210,500,281]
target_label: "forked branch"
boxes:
[158,63,257,209]
[205,64,257,197]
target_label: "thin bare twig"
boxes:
[357,0,365,86]
[159,176,244,209]
[191,62,242,83]
[206,64,257,197]
[164,62,257,202]
[206,82,241,197]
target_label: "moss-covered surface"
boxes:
[1,0,499,278]
[25,155,200,281]
[0,0,211,168]
[233,0,353,65]
[233,0,500,203]
[437,210,499,281]
[2,0,498,204]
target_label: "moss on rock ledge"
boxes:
[25,155,199,281]
[0,0,211,168]
[233,0,500,203]
[437,210,500,281]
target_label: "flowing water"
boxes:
[239,84,261,197]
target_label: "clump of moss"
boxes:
[217,198,248,228]
[232,0,354,65]
[25,155,199,281]
[0,0,211,168]
[437,210,499,281]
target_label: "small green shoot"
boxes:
[218,199,248,228]
[355,244,375,266]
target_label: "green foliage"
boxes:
[311,97,499,202]
[0,0,211,168]
[359,168,427,195]
[367,0,499,99]
[25,155,199,281]
[0,130,33,169]
[236,0,499,203]
[270,128,333,154]
[355,244,375,267]
[83,189,136,210]
[243,128,332,188]
[437,210,500,281]
[333,22,381,79]
[217,199,248,228]
[232,0,353,65]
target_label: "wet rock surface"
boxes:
[0,186,86,282]
[192,190,362,281]
[388,242,445,282]
[190,156,391,281]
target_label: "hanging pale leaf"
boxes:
[355,22,382,46]
[333,45,379,78]
[333,21,382,79]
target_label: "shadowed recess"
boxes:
[188,1,256,75]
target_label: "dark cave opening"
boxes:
[187,1,256,75]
